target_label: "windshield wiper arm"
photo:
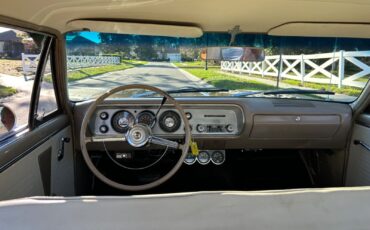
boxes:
[234,88,335,97]
[132,87,229,98]
[165,87,229,94]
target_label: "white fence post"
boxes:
[277,54,283,88]
[21,53,40,81]
[338,50,345,88]
[300,54,305,85]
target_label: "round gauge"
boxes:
[137,111,156,128]
[159,111,181,133]
[184,152,196,165]
[197,151,211,165]
[111,110,135,133]
[211,151,225,165]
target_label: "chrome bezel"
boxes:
[197,151,211,165]
[136,110,156,128]
[184,152,197,165]
[210,150,226,165]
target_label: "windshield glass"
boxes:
[66,32,370,102]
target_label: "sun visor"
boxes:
[268,22,370,38]
[67,20,203,38]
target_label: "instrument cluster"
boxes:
[93,108,183,136]
[91,104,243,138]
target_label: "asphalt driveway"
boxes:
[68,62,211,100]
[0,62,210,127]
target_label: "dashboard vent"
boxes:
[272,100,315,108]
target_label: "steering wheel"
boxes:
[80,84,191,191]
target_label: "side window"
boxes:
[36,56,58,121]
[0,26,48,138]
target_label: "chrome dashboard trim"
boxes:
[91,103,245,139]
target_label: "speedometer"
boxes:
[111,110,135,133]
[137,111,156,128]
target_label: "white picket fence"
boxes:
[66,55,121,69]
[22,54,121,80]
[21,53,39,77]
[221,50,370,88]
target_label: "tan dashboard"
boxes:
[74,97,352,150]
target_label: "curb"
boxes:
[170,63,213,88]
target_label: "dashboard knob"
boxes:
[197,124,206,133]
[99,125,109,133]
[226,124,234,132]
[99,112,109,120]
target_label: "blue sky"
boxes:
[66,31,101,43]
[0,26,102,44]
[80,31,101,43]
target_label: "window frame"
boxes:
[32,38,62,128]
[0,23,57,143]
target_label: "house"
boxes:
[0,30,24,59]
[66,35,99,55]
[166,53,181,62]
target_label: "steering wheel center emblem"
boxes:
[126,124,151,147]
[133,131,142,139]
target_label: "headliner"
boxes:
[1,0,370,34]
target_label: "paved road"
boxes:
[68,62,211,100]
[0,74,57,128]
[0,62,209,129]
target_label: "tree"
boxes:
[99,33,133,58]
[134,35,157,60]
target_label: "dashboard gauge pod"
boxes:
[136,110,156,128]
[197,151,211,165]
[111,110,135,133]
[159,110,181,132]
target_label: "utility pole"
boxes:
[205,34,209,70]
[276,54,282,89]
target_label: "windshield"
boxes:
[66,32,370,102]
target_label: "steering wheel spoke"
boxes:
[149,135,180,149]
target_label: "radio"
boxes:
[196,124,235,133]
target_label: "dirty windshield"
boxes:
[66,32,370,102]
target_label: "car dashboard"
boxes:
[74,97,352,166]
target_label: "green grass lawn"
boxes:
[175,65,276,91]
[45,60,147,82]
[252,74,363,96]
[280,78,362,96]
[0,85,17,98]
[174,61,220,68]
[176,61,364,97]
[67,60,147,82]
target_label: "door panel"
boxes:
[346,114,370,186]
[0,116,74,200]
